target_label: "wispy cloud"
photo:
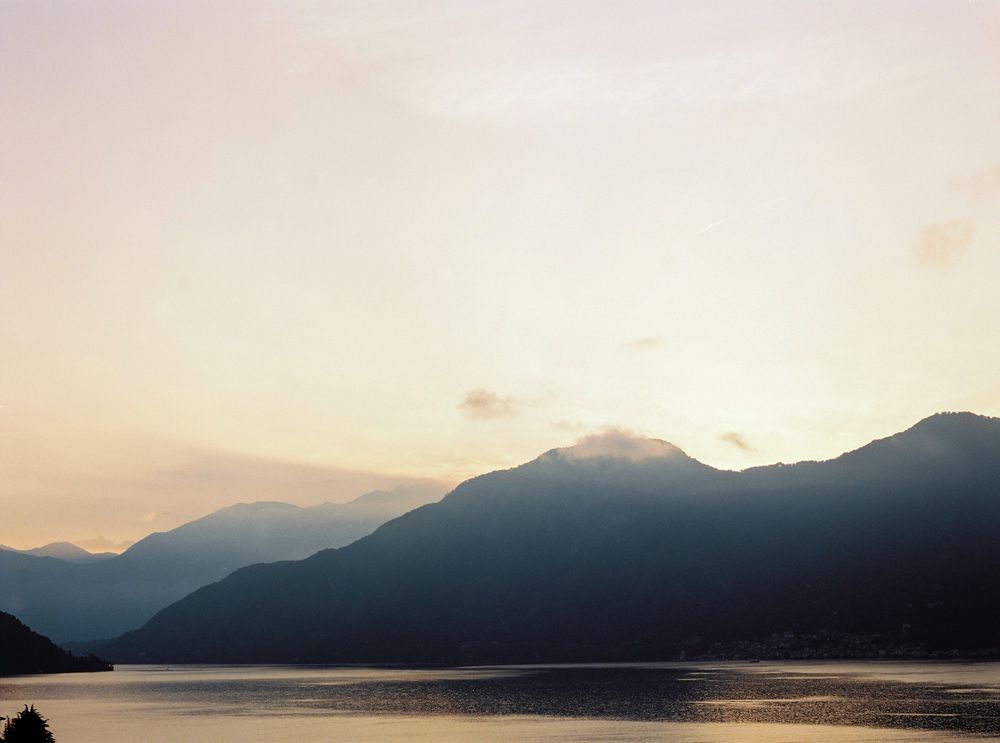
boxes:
[915,219,975,266]
[563,426,682,461]
[388,47,847,123]
[718,430,754,452]
[457,388,517,420]
[951,165,1000,202]
[260,4,883,124]
[626,336,663,351]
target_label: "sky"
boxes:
[2,0,999,549]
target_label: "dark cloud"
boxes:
[457,388,517,420]
[626,336,663,351]
[718,431,754,451]
[915,219,975,266]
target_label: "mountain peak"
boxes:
[873,411,1000,453]
[550,428,689,463]
[1,541,110,562]
[908,411,998,432]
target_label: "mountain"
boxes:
[0,611,111,675]
[0,483,446,643]
[74,536,135,553]
[0,542,116,563]
[99,413,1000,664]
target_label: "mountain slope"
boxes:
[101,413,1000,664]
[0,484,446,642]
[0,611,112,675]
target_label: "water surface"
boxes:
[2,662,999,741]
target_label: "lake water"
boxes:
[2,662,999,741]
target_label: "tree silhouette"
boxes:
[1,705,55,743]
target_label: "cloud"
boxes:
[266,4,869,124]
[389,46,843,123]
[626,336,663,351]
[457,388,517,420]
[563,426,683,461]
[718,431,754,452]
[951,166,1000,202]
[915,219,975,266]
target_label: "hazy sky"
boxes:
[2,1,999,548]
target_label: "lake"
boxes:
[2,662,999,741]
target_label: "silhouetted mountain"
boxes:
[0,484,446,642]
[0,611,111,675]
[0,542,115,563]
[99,413,1000,664]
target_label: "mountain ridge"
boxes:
[0,483,447,642]
[0,541,116,563]
[98,412,1000,664]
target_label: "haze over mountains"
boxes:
[73,536,135,554]
[100,413,1000,664]
[0,542,116,563]
[0,484,446,642]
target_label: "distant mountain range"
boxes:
[0,611,111,675]
[0,484,446,642]
[98,413,1000,664]
[1,542,116,563]
[74,536,136,554]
